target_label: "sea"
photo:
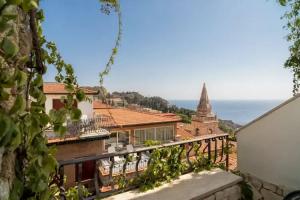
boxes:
[168,100,284,125]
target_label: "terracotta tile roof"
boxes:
[94,108,181,127]
[176,124,194,140]
[43,82,98,94]
[93,101,112,109]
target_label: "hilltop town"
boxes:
[1,1,299,200]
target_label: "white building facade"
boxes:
[237,95,300,199]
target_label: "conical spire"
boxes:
[200,83,209,105]
[197,83,213,117]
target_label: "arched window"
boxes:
[208,128,213,134]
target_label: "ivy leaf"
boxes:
[0,16,9,32]
[0,113,12,144]
[295,18,300,27]
[7,0,22,5]
[21,0,38,12]
[49,109,67,124]
[9,95,25,115]
[76,90,85,101]
[58,125,67,135]
[0,0,6,9]
[15,70,28,87]
[33,74,43,87]
[8,177,23,200]
[279,0,286,6]
[1,37,19,57]
[10,127,21,150]
[70,108,81,120]
[2,4,17,19]
[0,88,9,101]
[39,113,50,126]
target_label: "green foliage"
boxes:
[133,146,187,191]
[65,185,91,200]
[231,171,253,200]
[49,180,90,200]
[0,0,121,199]
[279,0,300,94]
[192,155,213,172]
[143,140,161,147]
[219,121,237,141]
[109,91,196,120]
[177,113,191,123]
[99,0,122,86]
[115,143,226,193]
[240,181,253,200]
[1,37,19,57]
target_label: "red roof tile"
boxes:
[176,124,194,140]
[94,108,181,127]
[93,101,112,109]
[43,82,97,94]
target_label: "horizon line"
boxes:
[167,99,287,101]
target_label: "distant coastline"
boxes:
[169,99,284,125]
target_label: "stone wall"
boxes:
[203,184,241,200]
[244,173,293,200]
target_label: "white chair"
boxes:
[81,115,88,120]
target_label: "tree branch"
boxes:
[29,9,46,74]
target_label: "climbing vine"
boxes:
[0,0,299,199]
[0,0,121,199]
[116,143,227,193]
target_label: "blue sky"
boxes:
[41,0,291,100]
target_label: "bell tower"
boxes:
[191,83,219,135]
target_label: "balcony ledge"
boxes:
[104,168,242,200]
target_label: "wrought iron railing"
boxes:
[54,133,229,199]
[65,115,117,136]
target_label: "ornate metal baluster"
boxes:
[204,139,211,163]
[77,163,83,199]
[178,144,185,161]
[194,141,202,159]
[59,166,66,200]
[147,150,153,166]
[135,152,142,176]
[225,136,229,171]
[123,155,129,174]
[218,136,224,162]
[212,138,217,163]
[186,142,194,170]
[109,156,115,190]
[94,160,100,197]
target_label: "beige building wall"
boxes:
[237,96,300,190]
[55,140,105,187]
[189,120,219,136]
[45,94,94,118]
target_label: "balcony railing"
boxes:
[66,115,117,136]
[53,133,229,199]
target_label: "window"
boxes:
[165,127,173,141]
[134,129,145,145]
[156,127,165,141]
[118,131,130,147]
[106,131,129,149]
[134,126,174,145]
[145,128,155,141]
[52,99,77,110]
